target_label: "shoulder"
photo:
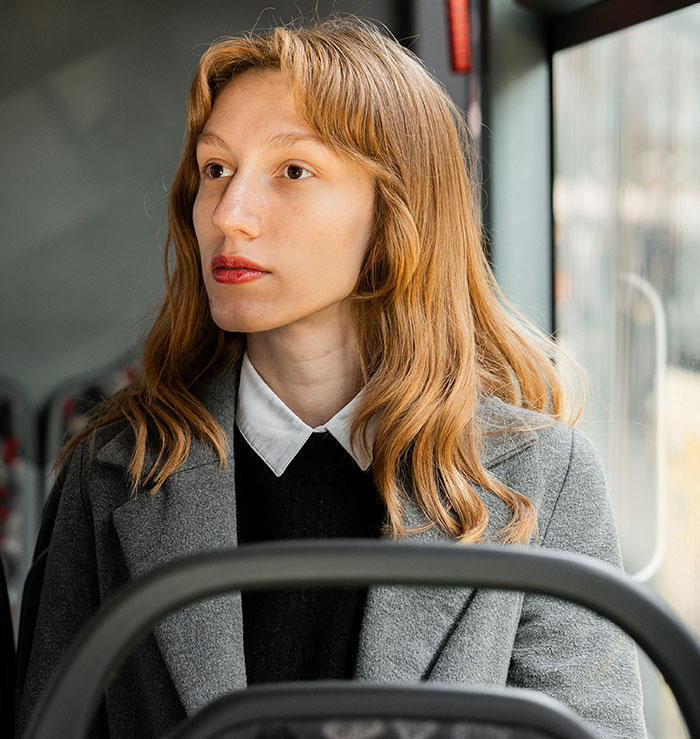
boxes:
[477,396,614,555]
[57,418,134,513]
[62,417,132,473]
[477,394,595,478]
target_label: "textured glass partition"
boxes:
[553,5,700,736]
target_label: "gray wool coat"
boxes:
[19,367,647,739]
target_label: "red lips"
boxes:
[211,254,269,284]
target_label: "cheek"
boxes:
[345,193,375,266]
[191,201,203,237]
[191,192,211,245]
[319,187,374,253]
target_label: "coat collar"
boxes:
[101,368,537,714]
[97,365,239,472]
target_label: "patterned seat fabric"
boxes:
[211,717,564,739]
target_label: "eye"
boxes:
[202,162,234,179]
[283,164,313,180]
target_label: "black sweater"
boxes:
[234,425,385,684]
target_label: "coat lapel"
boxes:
[100,366,244,717]
[355,395,537,683]
[99,374,537,703]
[354,500,469,682]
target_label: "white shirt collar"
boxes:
[236,352,373,477]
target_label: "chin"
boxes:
[208,304,277,334]
[210,314,264,334]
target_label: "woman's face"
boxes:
[192,68,375,336]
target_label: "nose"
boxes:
[210,172,262,240]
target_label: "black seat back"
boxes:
[1,554,16,737]
[16,357,136,708]
[15,467,64,708]
[22,541,700,739]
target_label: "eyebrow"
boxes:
[195,130,327,152]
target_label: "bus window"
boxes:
[553,4,700,736]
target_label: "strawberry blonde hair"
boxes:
[60,17,577,543]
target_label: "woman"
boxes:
[19,17,646,739]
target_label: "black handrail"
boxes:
[25,540,700,738]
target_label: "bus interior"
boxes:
[1,0,699,736]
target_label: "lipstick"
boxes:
[211,254,268,284]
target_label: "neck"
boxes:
[245,310,363,427]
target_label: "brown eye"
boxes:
[204,163,234,179]
[284,164,312,180]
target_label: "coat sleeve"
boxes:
[507,427,648,739]
[16,442,108,738]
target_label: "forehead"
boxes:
[218,67,289,104]
[203,69,303,134]
[197,67,367,175]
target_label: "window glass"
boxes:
[553,5,700,736]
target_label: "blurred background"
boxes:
[1,1,698,736]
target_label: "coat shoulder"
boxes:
[477,396,608,546]
[477,394,578,475]
[55,418,135,518]
[57,417,131,467]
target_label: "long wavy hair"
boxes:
[60,17,577,544]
